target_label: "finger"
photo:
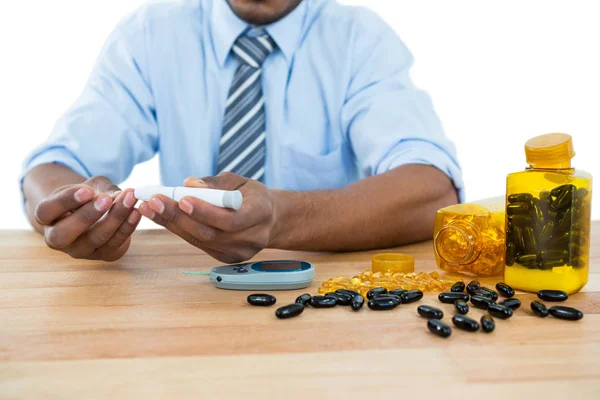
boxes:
[178,196,261,232]
[146,195,218,243]
[183,177,208,188]
[44,193,112,249]
[94,209,141,261]
[89,176,122,197]
[195,172,249,190]
[35,185,95,226]
[67,190,138,257]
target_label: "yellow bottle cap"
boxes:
[371,253,415,274]
[525,133,575,169]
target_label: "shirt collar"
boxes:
[211,0,308,67]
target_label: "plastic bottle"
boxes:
[504,133,592,293]
[433,197,506,276]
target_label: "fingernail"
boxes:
[127,210,141,224]
[149,197,165,214]
[123,192,137,208]
[74,187,93,203]
[179,199,193,215]
[94,195,111,212]
[139,203,156,219]
[111,190,123,199]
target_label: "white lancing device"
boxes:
[134,186,243,210]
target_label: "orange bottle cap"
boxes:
[371,253,415,274]
[525,133,575,169]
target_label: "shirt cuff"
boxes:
[376,140,465,202]
[20,146,93,203]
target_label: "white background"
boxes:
[0,0,598,230]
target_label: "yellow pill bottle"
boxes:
[433,197,506,276]
[504,133,592,294]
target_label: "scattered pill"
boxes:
[325,292,352,305]
[530,300,549,317]
[389,289,407,297]
[275,303,304,319]
[452,315,480,332]
[438,292,469,304]
[367,287,388,300]
[295,293,311,306]
[487,304,513,319]
[400,290,423,304]
[537,290,568,302]
[549,306,583,321]
[372,294,402,304]
[498,298,521,310]
[368,297,400,310]
[351,294,365,311]
[471,295,493,310]
[481,315,495,333]
[471,290,495,302]
[455,300,469,315]
[309,296,337,308]
[247,294,276,306]
[428,319,452,338]
[418,305,444,319]
[451,281,465,292]
[496,282,515,298]
[477,287,499,302]
[336,289,359,298]
[466,280,481,295]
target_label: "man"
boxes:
[22,0,463,263]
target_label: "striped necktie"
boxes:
[216,31,276,182]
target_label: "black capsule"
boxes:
[549,306,584,321]
[427,319,452,338]
[487,304,513,319]
[481,315,495,333]
[418,305,444,319]
[523,226,537,254]
[295,293,311,306]
[531,300,549,317]
[508,193,533,204]
[498,298,521,310]
[275,303,304,319]
[336,289,360,298]
[451,281,465,292]
[466,280,481,295]
[438,292,469,304]
[247,294,277,306]
[538,222,555,246]
[388,289,407,297]
[309,295,337,308]
[454,300,469,315]
[477,287,499,302]
[325,292,352,306]
[471,290,494,302]
[505,242,516,266]
[400,290,423,304]
[351,294,365,311]
[366,287,388,300]
[507,202,531,216]
[368,297,400,310]
[537,290,568,302]
[452,315,480,332]
[372,294,402,304]
[495,282,515,298]
[471,295,493,310]
[550,184,576,197]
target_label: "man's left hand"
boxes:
[138,172,278,263]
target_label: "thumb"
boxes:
[186,172,248,190]
[88,176,122,198]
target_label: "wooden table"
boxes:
[1,224,599,399]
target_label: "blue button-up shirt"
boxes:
[22,0,463,198]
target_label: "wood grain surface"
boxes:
[1,223,599,399]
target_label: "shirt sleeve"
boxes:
[341,12,464,201]
[21,9,158,186]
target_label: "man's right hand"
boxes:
[33,176,141,261]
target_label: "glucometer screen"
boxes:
[260,261,302,271]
